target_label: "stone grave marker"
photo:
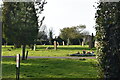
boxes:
[62,41,65,46]
[54,41,57,50]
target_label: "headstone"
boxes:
[89,33,94,49]
[82,38,86,46]
[62,41,65,46]
[67,38,70,45]
[82,41,84,46]
[34,44,36,51]
[54,41,57,50]
[57,42,59,46]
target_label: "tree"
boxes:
[37,25,49,45]
[95,2,120,78]
[2,1,46,60]
[59,25,86,45]
[48,28,54,45]
[56,36,63,45]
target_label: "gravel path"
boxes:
[2,56,96,59]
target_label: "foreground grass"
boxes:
[2,57,98,78]
[2,45,96,57]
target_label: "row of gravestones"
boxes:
[53,41,66,50]
[32,32,99,51]
[54,40,99,50]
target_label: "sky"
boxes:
[0,0,99,36]
[42,0,99,36]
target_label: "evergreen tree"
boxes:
[2,1,46,60]
[95,2,120,78]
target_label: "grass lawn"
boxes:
[2,57,98,78]
[2,45,96,57]
[2,45,98,78]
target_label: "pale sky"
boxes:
[42,0,99,36]
[0,0,99,36]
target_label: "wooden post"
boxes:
[54,41,57,50]
[22,45,26,60]
[26,51,29,60]
[16,54,20,80]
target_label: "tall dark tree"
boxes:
[2,1,46,60]
[95,2,120,78]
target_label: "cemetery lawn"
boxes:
[2,45,96,57]
[2,57,98,78]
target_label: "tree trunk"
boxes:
[22,45,26,60]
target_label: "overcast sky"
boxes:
[41,0,99,36]
[0,0,99,36]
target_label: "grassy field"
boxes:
[2,45,96,57]
[2,57,98,78]
[2,45,98,78]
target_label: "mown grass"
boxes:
[2,45,96,57]
[2,57,98,78]
[2,45,98,78]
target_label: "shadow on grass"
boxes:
[57,47,96,50]
[36,46,96,51]
[2,57,98,78]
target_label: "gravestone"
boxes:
[82,41,84,46]
[34,44,36,51]
[67,38,70,45]
[54,41,57,50]
[57,42,59,46]
[82,38,86,46]
[62,41,65,46]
